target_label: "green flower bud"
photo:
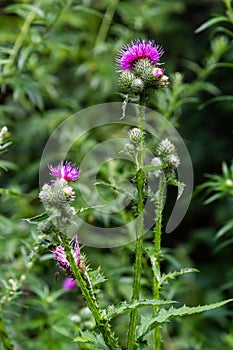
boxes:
[118,70,136,91]
[150,157,163,177]
[128,128,143,144]
[157,138,176,157]
[131,78,144,93]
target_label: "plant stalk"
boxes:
[64,242,121,350]
[127,103,146,350]
[95,0,119,47]
[3,11,36,76]
[153,175,166,349]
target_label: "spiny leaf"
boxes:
[199,95,233,110]
[24,212,49,224]
[142,164,167,174]
[160,268,199,285]
[168,179,185,199]
[106,299,175,320]
[95,181,136,200]
[89,267,107,288]
[76,204,104,214]
[73,331,107,349]
[137,299,233,340]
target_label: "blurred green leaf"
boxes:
[195,16,230,33]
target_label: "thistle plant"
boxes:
[23,39,232,350]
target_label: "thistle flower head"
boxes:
[116,39,164,72]
[49,161,80,182]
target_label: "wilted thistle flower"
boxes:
[52,235,83,277]
[49,161,80,182]
[116,39,164,72]
[63,277,76,290]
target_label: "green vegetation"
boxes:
[0,0,232,349]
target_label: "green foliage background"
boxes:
[0,0,232,349]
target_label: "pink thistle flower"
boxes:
[48,161,80,182]
[116,39,164,72]
[52,235,81,276]
[63,277,76,290]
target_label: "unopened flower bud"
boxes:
[156,138,180,171]
[38,220,55,234]
[153,67,164,78]
[157,138,176,157]
[124,142,135,153]
[128,128,143,144]
[169,154,180,168]
[118,70,135,91]
[39,179,77,223]
[150,157,163,177]
[131,78,144,93]
[160,75,169,87]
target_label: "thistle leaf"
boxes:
[137,299,233,340]
[73,331,107,349]
[76,205,104,214]
[142,163,167,174]
[95,181,136,199]
[24,212,49,223]
[160,267,199,285]
[106,299,175,320]
[195,16,229,33]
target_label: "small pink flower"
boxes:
[48,161,80,182]
[153,67,164,78]
[116,39,164,72]
[63,277,76,290]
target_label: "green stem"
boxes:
[95,0,119,47]
[3,11,36,76]
[153,175,166,350]
[127,103,146,350]
[64,242,121,350]
[0,306,13,350]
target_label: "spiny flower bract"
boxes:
[116,39,164,72]
[49,161,80,182]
